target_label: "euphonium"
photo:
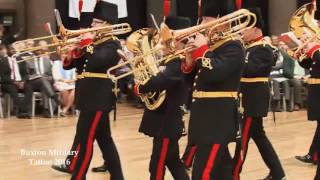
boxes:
[109,28,166,110]
[288,3,320,61]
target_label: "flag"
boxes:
[69,0,97,19]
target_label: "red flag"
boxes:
[198,0,202,18]
[164,0,170,17]
[236,0,242,10]
[79,0,84,15]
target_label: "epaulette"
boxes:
[94,35,118,46]
[246,38,273,49]
[209,35,242,51]
[164,54,184,64]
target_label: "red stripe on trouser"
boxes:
[202,144,221,180]
[69,144,81,172]
[314,151,318,162]
[156,138,170,180]
[75,111,103,180]
[233,116,253,180]
[185,146,197,167]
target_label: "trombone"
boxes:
[15,51,57,63]
[108,8,257,82]
[13,9,132,56]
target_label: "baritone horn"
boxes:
[108,28,168,110]
[287,3,320,61]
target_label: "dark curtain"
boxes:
[176,0,198,25]
[126,0,147,31]
[297,0,312,7]
[243,0,269,35]
[55,0,81,30]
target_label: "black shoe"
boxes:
[260,174,287,180]
[259,174,273,180]
[43,110,52,118]
[17,113,31,119]
[91,164,109,173]
[51,164,72,174]
[295,154,317,164]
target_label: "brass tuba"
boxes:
[288,3,320,61]
[109,28,166,110]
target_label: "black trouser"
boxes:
[182,144,197,169]
[149,137,189,180]
[67,110,123,180]
[28,78,58,110]
[307,121,320,162]
[233,116,285,180]
[316,122,320,179]
[1,83,32,114]
[192,143,233,180]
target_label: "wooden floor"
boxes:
[0,103,318,180]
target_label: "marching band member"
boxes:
[232,8,286,180]
[51,1,124,179]
[134,16,191,180]
[295,36,320,180]
[181,0,245,178]
[295,0,320,165]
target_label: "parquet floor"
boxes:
[0,103,317,180]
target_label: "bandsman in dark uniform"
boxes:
[181,0,245,179]
[294,36,320,179]
[295,0,320,165]
[134,16,191,180]
[232,8,286,180]
[51,2,124,180]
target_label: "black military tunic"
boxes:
[299,51,320,121]
[187,38,245,145]
[240,42,273,117]
[62,37,124,180]
[138,57,190,180]
[138,58,187,139]
[64,37,120,111]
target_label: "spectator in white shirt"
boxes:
[0,44,33,118]
[52,59,76,116]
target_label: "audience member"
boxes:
[17,40,60,117]
[52,59,76,116]
[0,44,33,118]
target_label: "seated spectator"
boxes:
[17,40,60,118]
[279,41,307,111]
[52,59,76,116]
[270,45,291,112]
[0,44,33,118]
